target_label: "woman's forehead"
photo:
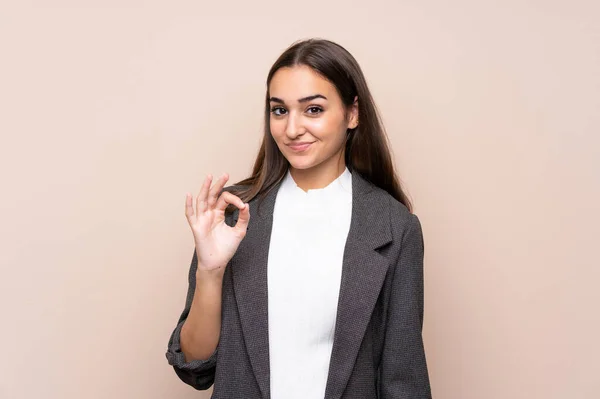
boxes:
[268,65,338,101]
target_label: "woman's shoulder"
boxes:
[366,181,419,234]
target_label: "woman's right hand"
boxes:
[185,173,250,275]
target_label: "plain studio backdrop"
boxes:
[0,1,598,398]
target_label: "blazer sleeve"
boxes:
[165,249,218,390]
[379,213,432,398]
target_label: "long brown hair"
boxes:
[230,38,412,213]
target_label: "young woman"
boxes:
[166,38,432,398]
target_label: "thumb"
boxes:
[233,203,250,235]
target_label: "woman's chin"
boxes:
[287,159,318,171]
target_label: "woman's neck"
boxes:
[289,156,347,192]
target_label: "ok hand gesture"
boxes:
[185,173,250,274]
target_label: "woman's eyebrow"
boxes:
[269,94,328,104]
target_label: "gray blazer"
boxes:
[166,171,432,398]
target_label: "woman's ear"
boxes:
[348,96,359,129]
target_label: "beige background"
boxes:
[1,1,599,398]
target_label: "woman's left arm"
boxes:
[378,213,432,398]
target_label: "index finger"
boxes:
[207,172,229,208]
[215,191,245,212]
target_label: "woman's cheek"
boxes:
[306,118,327,137]
[270,119,285,139]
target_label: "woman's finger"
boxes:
[215,191,245,213]
[233,201,250,235]
[185,193,195,223]
[196,174,212,216]
[207,172,229,208]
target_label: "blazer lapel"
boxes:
[230,183,280,399]
[324,172,392,399]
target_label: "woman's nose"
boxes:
[285,112,304,138]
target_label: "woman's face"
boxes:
[268,65,358,175]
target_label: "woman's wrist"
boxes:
[195,265,226,285]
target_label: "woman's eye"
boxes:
[270,107,287,116]
[306,106,323,115]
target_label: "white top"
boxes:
[267,167,353,399]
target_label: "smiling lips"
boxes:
[287,142,314,152]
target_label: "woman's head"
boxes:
[268,64,358,178]
[234,38,412,212]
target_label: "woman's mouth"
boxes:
[287,142,314,152]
